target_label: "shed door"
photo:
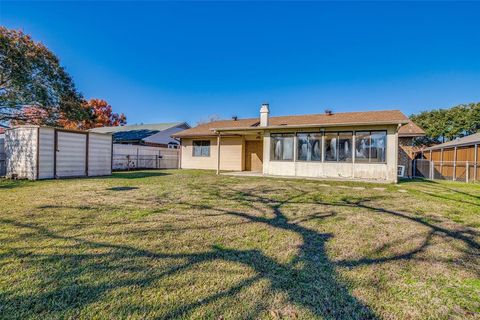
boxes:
[56,131,87,178]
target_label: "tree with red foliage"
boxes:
[14,99,126,129]
[59,99,126,129]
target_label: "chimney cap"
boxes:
[260,103,270,113]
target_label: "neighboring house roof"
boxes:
[422,132,480,151]
[112,129,162,142]
[173,110,409,138]
[90,122,190,144]
[398,120,425,137]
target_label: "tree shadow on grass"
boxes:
[105,171,171,180]
[106,186,140,191]
[0,179,30,190]
[399,178,480,204]
[0,187,377,319]
[1,182,479,318]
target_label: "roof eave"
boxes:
[424,140,480,151]
[213,120,408,133]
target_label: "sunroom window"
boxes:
[354,131,387,163]
[271,133,294,161]
[325,132,353,162]
[297,133,322,161]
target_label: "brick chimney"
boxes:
[260,103,269,127]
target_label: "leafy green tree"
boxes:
[411,103,480,145]
[0,27,87,125]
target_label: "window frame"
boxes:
[353,130,387,164]
[192,140,211,157]
[296,132,323,162]
[367,130,387,164]
[324,131,353,163]
[270,133,295,162]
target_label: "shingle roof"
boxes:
[173,110,409,138]
[112,130,161,143]
[398,120,425,137]
[173,118,260,137]
[423,133,480,151]
[90,122,187,134]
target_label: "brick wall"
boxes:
[398,137,422,177]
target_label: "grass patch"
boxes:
[0,170,479,319]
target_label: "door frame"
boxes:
[244,139,263,172]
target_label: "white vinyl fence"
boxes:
[113,144,179,171]
[413,159,480,182]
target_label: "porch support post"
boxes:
[216,134,221,175]
[352,130,356,179]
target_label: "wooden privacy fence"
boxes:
[413,160,480,182]
[414,144,479,182]
[113,144,179,171]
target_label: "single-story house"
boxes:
[90,122,190,148]
[173,104,419,183]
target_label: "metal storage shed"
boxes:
[5,126,112,180]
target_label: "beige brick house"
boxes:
[173,104,423,183]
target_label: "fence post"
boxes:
[475,144,478,182]
[413,159,416,178]
[136,148,139,169]
[440,148,443,177]
[466,162,469,183]
[430,160,434,179]
[453,146,457,181]
[157,149,162,169]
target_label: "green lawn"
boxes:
[0,170,479,319]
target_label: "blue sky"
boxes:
[1,1,480,125]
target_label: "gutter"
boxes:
[172,120,409,138]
